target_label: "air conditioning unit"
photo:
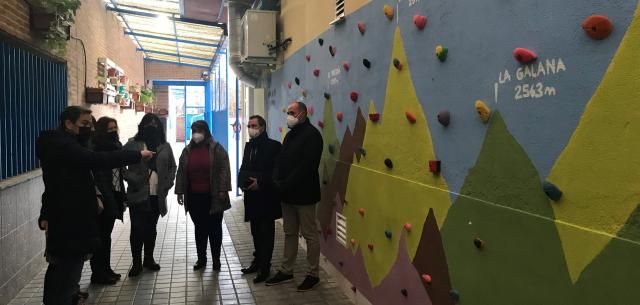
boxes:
[241,10,277,65]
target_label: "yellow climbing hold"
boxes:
[475,100,491,123]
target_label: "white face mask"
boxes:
[192,132,204,143]
[248,128,261,139]
[287,115,299,128]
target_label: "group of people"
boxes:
[37,101,323,305]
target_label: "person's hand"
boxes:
[247,177,259,191]
[140,150,155,160]
[177,194,184,205]
[39,220,48,231]
[97,197,104,214]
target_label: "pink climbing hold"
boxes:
[287,81,292,89]
[342,61,350,71]
[404,223,412,232]
[358,22,366,35]
[414,15,427,30]
[278,127,283,132]
[318,120,324,128]
[308,105,314,116]
[313,68,320,77]
[422,274,432,284]
[336,112,343,122]
[513,48,537,64]
[350,91,359,103]
[305,54,311,62]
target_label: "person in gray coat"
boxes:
[175,120,231,272]
[123,114,177,277]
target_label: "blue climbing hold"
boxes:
[543,181,563,201]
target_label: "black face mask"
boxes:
[78,126,92,146]
[107,131,119,143]
[143,125,161,150]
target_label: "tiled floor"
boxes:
[7,196,352,305]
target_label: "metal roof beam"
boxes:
[138,49,213,62]
[106,5,227,34]
[144,58,211,69]
[124,31,219,47]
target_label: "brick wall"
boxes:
[0,0,34,43]
[145,60,206,81]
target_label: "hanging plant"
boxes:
[139,87,155,105]
[27,0,82,57]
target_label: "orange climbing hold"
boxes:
[404,223,412,232]
[368,243,374,250]
[336,112,343,122]
[350,238,356,246]
[358,208,365,216]
[383,4,394,20]
[405,111,417,124]
[414,15,427,30]
[582,15,613,40]
[513,48,537,64]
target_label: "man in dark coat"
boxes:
[37,106,153,305]
[266,101,323,292]
[238,115,282,283]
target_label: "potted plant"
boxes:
[27,0,82,56]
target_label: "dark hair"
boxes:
[94,116,117,137]
[58,106,92,130]
[134,113,166,143]
[249,115,266,128]
[296,101,308,113]
[191,120,212,142]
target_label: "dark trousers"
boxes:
[43,256,84,305]
[188,193,223,263]
[90,213,116,275]
[129,196,160,263]
[250,218,275,272]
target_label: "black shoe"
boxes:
[265,272,293,286]
[143,258,161,271]
[193,260,207,271]
[253,270,270,284]
[297,275,320,292]
[91,273,118,285]
[128,263,143,277]
[75,290,89,299]
[212,260,221,272]
[241,262,259,274]
[108,269,122,280]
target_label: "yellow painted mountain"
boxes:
[320,99,341,181]
[547,6,640,283]
[344,27,452,286]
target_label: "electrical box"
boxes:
[241,10,277,65]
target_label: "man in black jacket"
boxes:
[37,106,153,305]
[266,102,323,291]
[238,115,282,283]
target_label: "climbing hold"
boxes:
[358,208,365,216]
[513,48,537,64]
[393,58,403,70]
[281,107,286,113]
[435,45,448,62]
[351,286,357,293]
[437,110,450,126]
[305,54,311,62]
[383,4,394,20]
[350,91,359,103]
[582,15,613,40]
[474,237,485,250]
[429,160,441,174]
[404,223,412,232]
[414,15,427,30]
[336,112,343,122]
[342,61,350,71]
[295,77,300,85]
[357,22,366,35]
[301,90,308,98]
[350,238,356,246]
[369,113,380,122]
[475,100,491,123]
[421,273,432,284]
[384,229,392,239]
[313,68,320,77]
[308,105,313,115]
[449,289,460,303]
[405,112,417,124]
[328,144,335,154]
[367,243,374,251]
[324,92,331,100]
[318,121,324,129]
[362,58,371,69]
[329,46,336,57]
[287,81,292,89]
[278,127,283,132]
[384,158,393,169]
[358,147,366,156]
[318,38,324,46]
[543,181,563,201]
[401,289,408,297]
[338,261,344,267]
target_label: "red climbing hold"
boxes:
[358,208,365,216]
[368,243,374,251]
[429,160,441,174]
[406,111,417,124]
[404,223,412,232]
[422,274,432,284]
[582,15,613,40]
[369,113,380,122]
[313,69,320,77]
[336,112,343,122]
[318,120,324,128]
[357,22,366,35]
[287,81,292,89]
[305,54,311,62]
[414,15,427,30]
[513,48,537,64]
[308,105,314,116]
[342,61,350,71]
[350,91,359,103]
[329,46,336,57]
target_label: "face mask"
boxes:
[287,115,299,128]
[142,125,161,150]
[107,131,119,142]
[78,126,92,146]
[248,128,261,139]
[192,132,205,143]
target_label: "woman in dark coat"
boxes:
[175,120,232,272]
[90,117,127,284]
[238,115,282,283]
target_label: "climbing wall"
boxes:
[266,0,640,304]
